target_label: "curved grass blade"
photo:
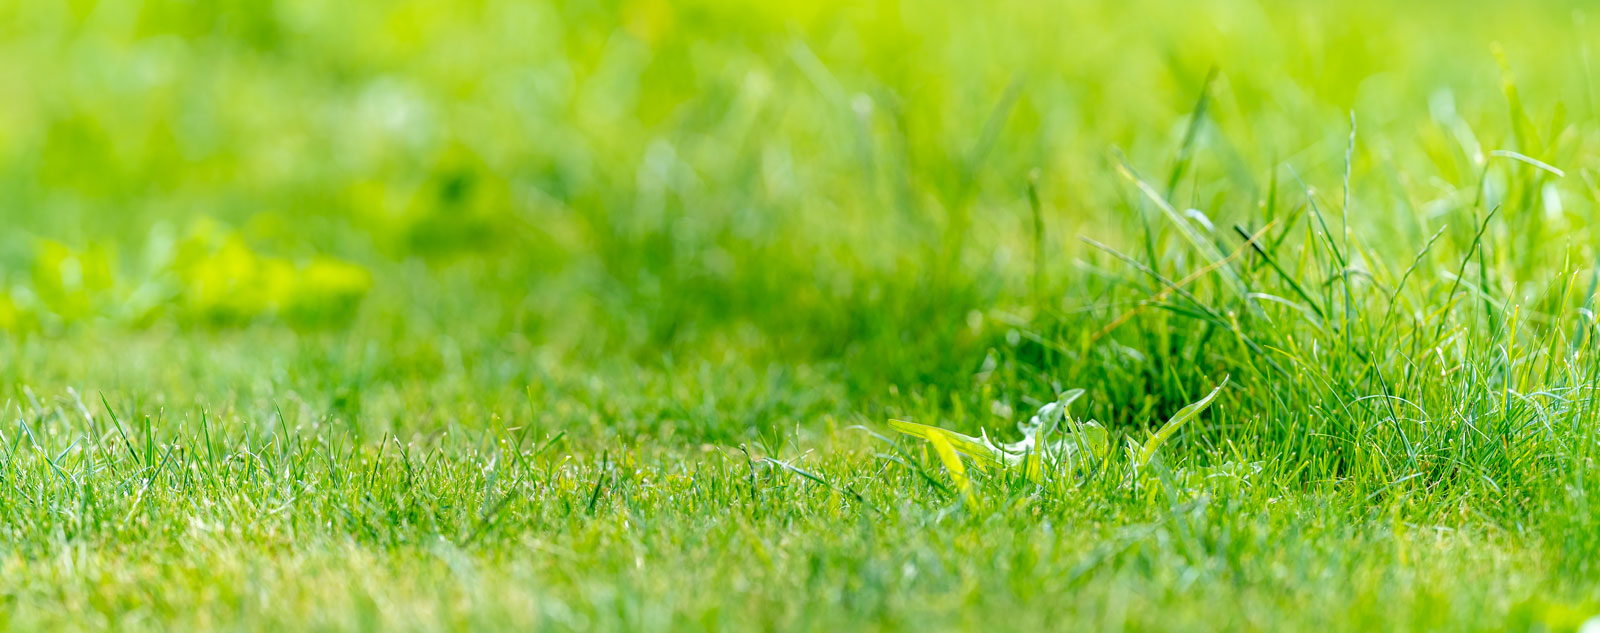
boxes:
[1135,376,1230,469]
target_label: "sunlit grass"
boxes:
[2,0,1600,630]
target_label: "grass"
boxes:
[3,0,1600,630]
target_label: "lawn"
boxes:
[2,0,1600,630]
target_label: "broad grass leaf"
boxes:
[924,430,973,506]
[888,419,1003,469]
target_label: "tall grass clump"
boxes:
[956,73,1600,541]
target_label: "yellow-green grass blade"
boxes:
[925,429,975,508]
[1136,376,1230,469]
[888,419,1003,469]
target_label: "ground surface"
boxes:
[2,0,1600,630]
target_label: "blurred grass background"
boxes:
[2,0,1598,439]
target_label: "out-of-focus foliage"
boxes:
[3,0,1600,417]
[3,223,369,331]
[4,0,1597,343]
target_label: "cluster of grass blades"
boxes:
[884,377,1228,505]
